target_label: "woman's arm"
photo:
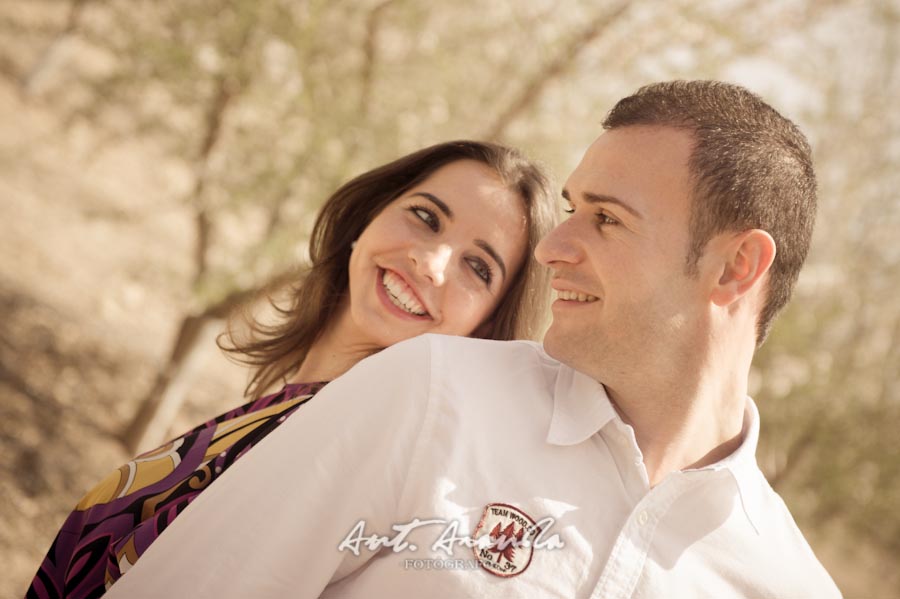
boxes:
[104,335,435,598]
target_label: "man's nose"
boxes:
[411,243,452,286]
[534,220,581,266]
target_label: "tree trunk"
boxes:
[121,314,221,454]
[120,279,283,453]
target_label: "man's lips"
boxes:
[554,289,599,303]
[551,281,599,303]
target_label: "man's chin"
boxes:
[541,326,602,372]
[540,326,569,362]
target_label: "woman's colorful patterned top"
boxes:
[27,381,326,599]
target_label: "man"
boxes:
[107,81,840,598]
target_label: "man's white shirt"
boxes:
[107,334,841,598]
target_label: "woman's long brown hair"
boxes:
[220,140,557,398]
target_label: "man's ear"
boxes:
[709,229,776,307]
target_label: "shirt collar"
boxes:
[688,396,766,535]
[547,365,766,534]
[546,364,617,446]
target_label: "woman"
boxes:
[27,140,556,598]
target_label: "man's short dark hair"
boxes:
[603,80,817,344]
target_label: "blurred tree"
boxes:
[752,0,900,563]
[3,0,897,593]
[14,0,644,451]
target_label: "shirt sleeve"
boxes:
[104,334,436,599]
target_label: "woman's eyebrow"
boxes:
[411,191,505,282]
[475,240,507,282]
[412,192,453,218]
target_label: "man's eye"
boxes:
[467,258,493,285]
[597,212,619,227]
[410,205,439,232]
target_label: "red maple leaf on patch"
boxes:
[488,522,524,564]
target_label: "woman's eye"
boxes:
[410,206,439,232]
[467,258,493,286]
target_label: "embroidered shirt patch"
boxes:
[472,503,542,577]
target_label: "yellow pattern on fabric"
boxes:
[76,439,184,509]
[203,396,309,459]
[74,394,312,511]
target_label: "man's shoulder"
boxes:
[745,471,842,596]
[343,334,569,430]
[350,334,559,389]
[400,333,559,371]
[421,333,547,357]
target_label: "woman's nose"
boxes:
[411,243,452,286]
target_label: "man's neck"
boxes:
[603,339,754,488]
[610,386,746,487]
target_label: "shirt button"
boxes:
[637,510,649,526]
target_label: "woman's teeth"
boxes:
[557,290,599,302]
[382,270,427,316]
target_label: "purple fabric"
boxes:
[27,382,325,599]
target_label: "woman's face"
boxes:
[343,159,529,349]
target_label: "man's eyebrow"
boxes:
[475,240,507,282]
[561,188,643,219]
[412,192,453,218]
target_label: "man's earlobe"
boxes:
[710,230,776,307]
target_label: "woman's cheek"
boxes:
[456,291,487,333]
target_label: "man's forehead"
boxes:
[564,126,694,209]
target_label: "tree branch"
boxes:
[22,0,93,95]
[191,68,242,284]
[358,0,400,118]
[483,1,631,141]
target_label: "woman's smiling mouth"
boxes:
[382,269,429,316]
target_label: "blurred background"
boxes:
[1,0,898,596]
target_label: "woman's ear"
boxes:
[710,229,777,307]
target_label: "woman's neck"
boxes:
[288,300,381,383]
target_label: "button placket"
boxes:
[637,510,649,526]
[591,472,694,599]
